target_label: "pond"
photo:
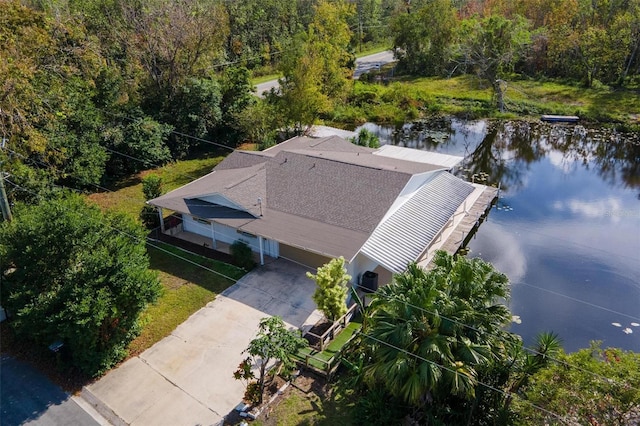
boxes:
[356,119,640,352]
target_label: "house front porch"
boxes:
[153,224,276,266]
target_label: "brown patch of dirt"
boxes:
[224,371,327,425]
[304,319,332,347]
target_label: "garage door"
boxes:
[278,244,331,270]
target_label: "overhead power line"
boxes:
[3,178,241,283]
[359,331,566,422]
[353,282,640,394]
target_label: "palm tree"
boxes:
[362,251,512,407]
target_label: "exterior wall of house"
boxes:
[279,244,331,270]
[182,215,279,257]
[348,252,394,290]
[183,215,213,239]
[372,264,394,288]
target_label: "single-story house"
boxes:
[148,135,488,288]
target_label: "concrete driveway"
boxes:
[82,259,321,426]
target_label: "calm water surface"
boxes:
[358,119,640,352]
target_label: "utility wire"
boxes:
[3,179,242,283]
[3,145,229,212]
[353,282,640,393]
[6,174,628,412]
[359,331,566,422]
[491,219,640,264]
[514,281,640,322]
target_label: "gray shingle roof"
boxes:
[213,150,269,170]
[262,135,373,156]
[266,151,411,233]
[360,171,475,273]
[149,136,474,262]
[150,163,266,217]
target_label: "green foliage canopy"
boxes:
[240,316,308,403]
[361,252,511,410]
[515,342,640,425]
[0,193,161,376]
[275,0,354,134]
[306,257,351,322]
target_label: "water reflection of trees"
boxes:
[462,121,640,194]
[390,118,456,151]
[462,121,548,191]
[545,124,640,194]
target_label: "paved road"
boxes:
[255,50,395,97]
[352,50,395,78]
[0,355,101,426]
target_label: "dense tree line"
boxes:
[2,0,638,205]
[393,0,640,90]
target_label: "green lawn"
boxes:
[128,242,245,356]
[296,317,362,372]
[88,154,227,220]
[334,75,640,126]
[252,374,358,426]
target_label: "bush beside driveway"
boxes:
[83,259,322,426]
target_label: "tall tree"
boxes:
[224,0,302,66]
[456,14,531,110]
[122,0,229,105]
[361,252,514,421]
[545,0,638,86]
[276,0,354,133]
[0,193,161,376]
[392,0,458,76]
[0,1,110,189]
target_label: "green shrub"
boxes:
[140,174,163,229]
[350,128,380,148]
[330,105,367,125]
[230,240,255,270]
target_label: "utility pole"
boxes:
[0,137,11,221]
[0,171,11,222]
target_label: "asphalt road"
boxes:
[255,50,395,97]
[0,355,100,426]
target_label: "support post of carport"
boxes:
[158,207,165,233]
[258,236,265,266]
[210,222,217,249]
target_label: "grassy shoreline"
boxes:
[329,74,639,130]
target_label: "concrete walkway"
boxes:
[82,259,321,426]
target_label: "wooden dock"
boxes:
[424,185,498,267]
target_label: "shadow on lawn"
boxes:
[146,241,245,294]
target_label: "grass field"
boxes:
[332,74,640,127]
[88,153,226,220]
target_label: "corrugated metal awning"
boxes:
[360,172,474,273]
[374,145,464,169]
